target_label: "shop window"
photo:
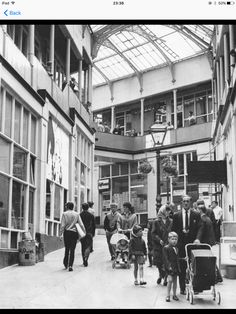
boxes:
[14,101,21,144]
[81,163,85,185]
[54,184,61,221]
[196,93,207,124]
[74,160,79,196]
[12,181,26,230]
[30,115,37,154]
[10,231,18,249]
[46,179,51,219]
[30,156,35,185]
[5,92,13,138]
[121,163,128,175]
[184,95,195,127]
[23,108,29,148]
[112,176,129,210]
[101,165,110,178]
[0,137,10,174]
[130,161,138,174]
[13,146,27,181]
[0,174,10,227]
[0,87,3,131]
[112,164,119,176]
[80,188,85,208]
[0,230,9,248]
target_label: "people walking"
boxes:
[117,202,137,240]
[88,201,95,252]
[59,202,85,271]
[80,203,96,267]
[163,232,181,302]
[152,204,173,286]
[197,204,216,246]
[211,200,223,243]
[147,220,154,267]
[171,195,201,295]
[129,224,147,286]
[104,203,122,260]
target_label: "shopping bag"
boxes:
[75,223,86,240]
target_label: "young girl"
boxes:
[162,231,181,302]
[129,224,147,285]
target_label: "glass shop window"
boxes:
[5,92,13,138]
[46,179,51,219]
[12,181,26,230]
[0,173,10,228]
[101,165,110,178]
[54,184,61,221]
[13,146,27,181]
[14,100,21,144]
[0,137,11,174]
[22,108,29,148]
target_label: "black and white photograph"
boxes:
[0,22,235,309]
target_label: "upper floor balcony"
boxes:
[95,121,213,153]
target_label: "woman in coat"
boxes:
[151,204,173,285]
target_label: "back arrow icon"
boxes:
[4,10,8,16]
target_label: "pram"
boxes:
[110,231,131,269]
[185,243,221,305]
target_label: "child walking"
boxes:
[129,224,147,285]
[162,231,181,302]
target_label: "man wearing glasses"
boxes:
[172,195,201,295]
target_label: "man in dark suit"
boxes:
[172,195,201,294]
[197,205,215,246]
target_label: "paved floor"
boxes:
[0,234,235,309]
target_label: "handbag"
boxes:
[75,223,86,240]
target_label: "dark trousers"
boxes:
[179,258,187,292]
[215,220,221,242]
[106,231,116,258]
[80,234,93,262]
[63,230,78,268]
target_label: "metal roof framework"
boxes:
[90,24,214,89]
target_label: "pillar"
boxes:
[84,69,87,104]
[229,25,235,76]
[88,64,92,105]
[49,25,55,76]
[219,57,224,100]
[224,33,230,84]
[216,61,221,106]
[28,25,35,86]
[173,89,177,129]
[78,59,83,101]
[140,98,144,136]
[66,38,71,83]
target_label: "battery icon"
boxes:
[227,1,235,4]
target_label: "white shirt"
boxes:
[182,208,190,230]
[213,205,223,221]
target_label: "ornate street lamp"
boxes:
[149,122,167,214]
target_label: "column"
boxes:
[216,61,221,106]
[224,33,230,84]
[173,89,177,129]
[49,25,55,76]
[84,69,87,104]
[219,57,224,100]
[87,64,92,105]
[229,25,235,76]
[111,105,115,132]
[140,98,144,136]
[28,25,35,86]
[66,38,71,83]
[78,59,83,101]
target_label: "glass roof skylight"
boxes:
[91,24,214,86]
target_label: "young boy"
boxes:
[129,224,147,286]
[162,231,181,302]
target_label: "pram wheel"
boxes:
[189,291,194,305]
[217,292,221,305]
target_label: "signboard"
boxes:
[98,178,110,191]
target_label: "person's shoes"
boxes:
[163,280,168,286]
[180,290,186,295]
[134,280,139,285]
[90,249,94,253]
[148,264,152,267]
[166,296,170,302]
[63,264,68,269]
[157,277,162,284]
[111,256,115,261]
[173,295,179,301]
[83,260,88,267]
[140,281,147,285]
[68,266,73,272]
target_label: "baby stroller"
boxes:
[185,243,221,305]
[110,231,131,269]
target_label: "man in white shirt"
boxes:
[211,201,223,243]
